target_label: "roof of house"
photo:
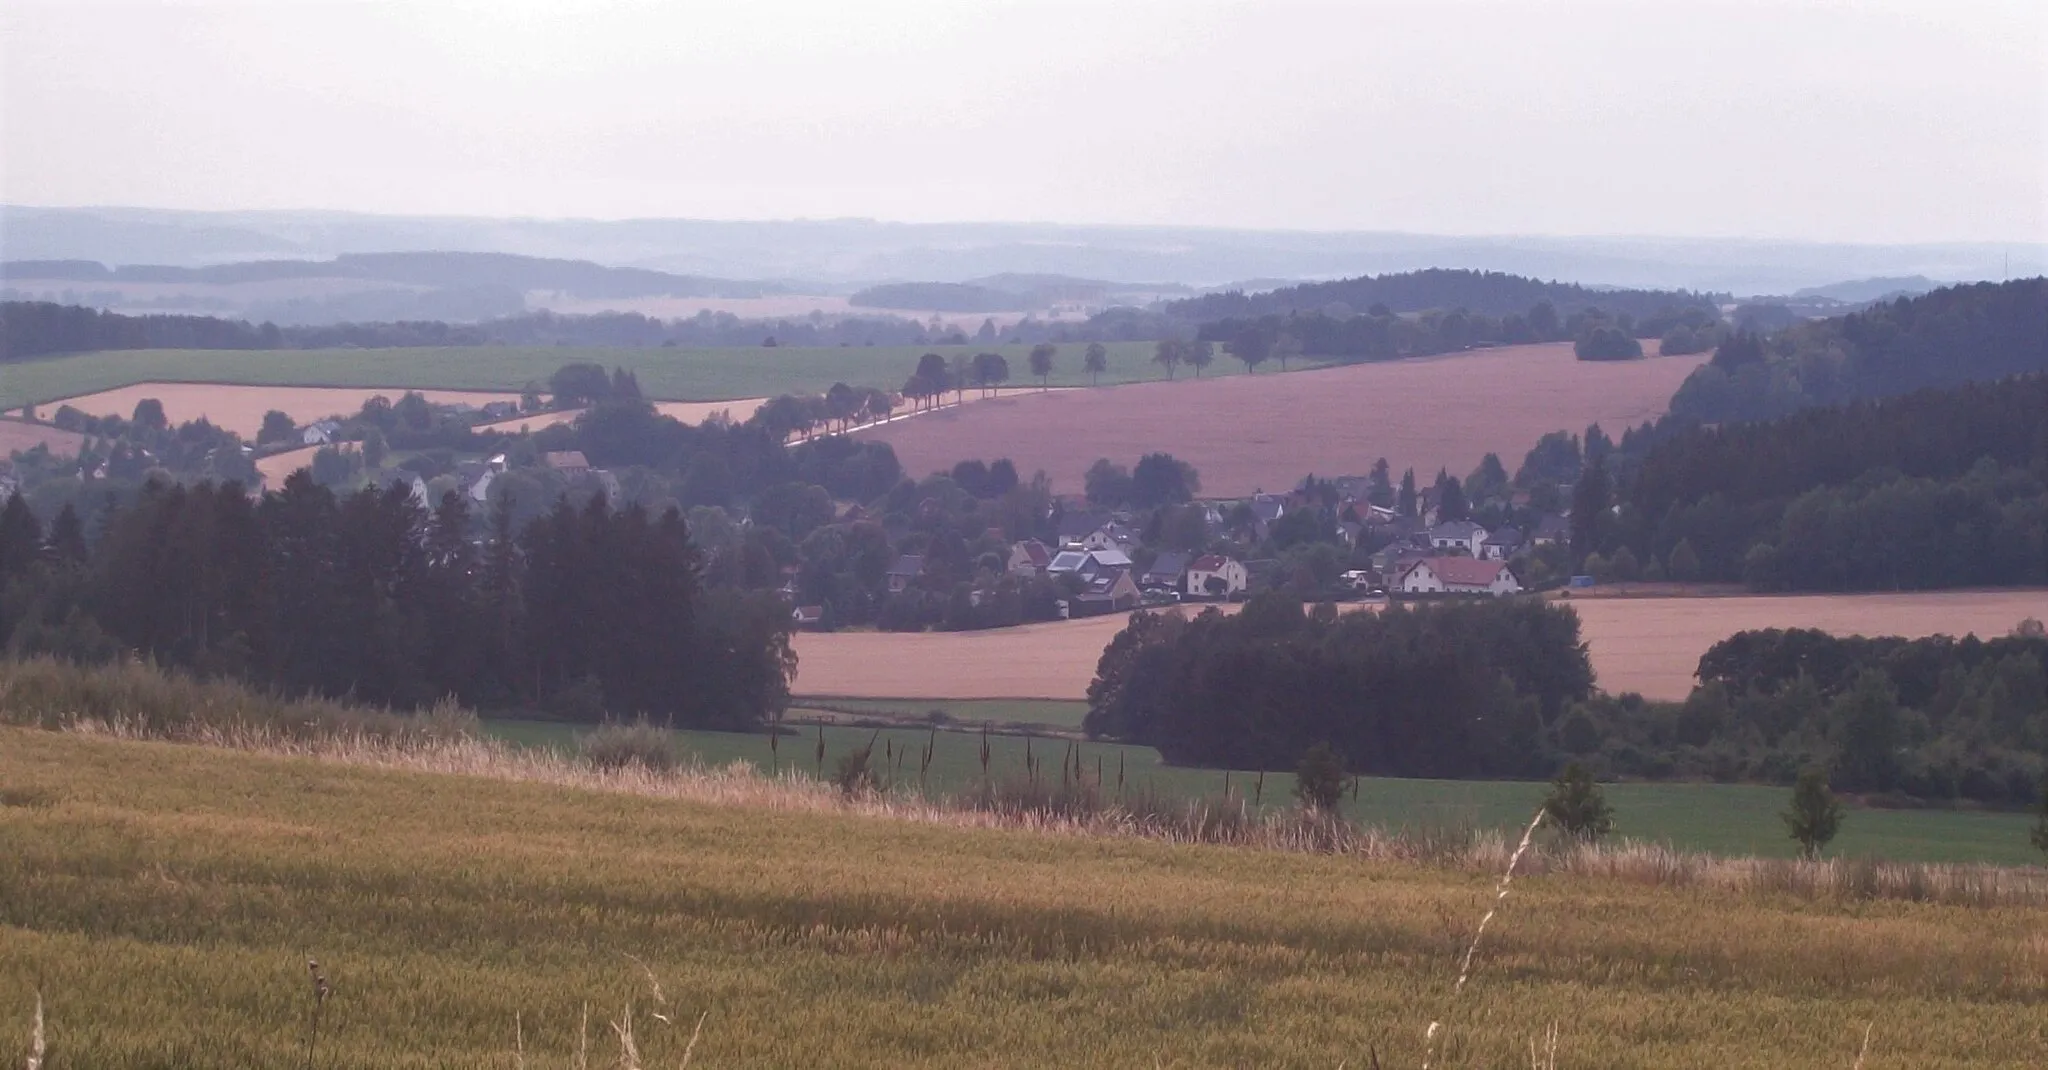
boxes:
[1483,527,1525,546]
[1189,554,1236,572]
[1430,520,1488,540]
[1047,550,1092,572]
[1142,551,1191,582]
[792,605,824,622]
[1405,556,1513,587]
[886,554,925,577]
[1077,567,1134,599]
[543,450,590,470]
[1250,497,1285,522]
[1012,540,1053,568]
[1088,547,1133,568]
[1533,513,1570,538]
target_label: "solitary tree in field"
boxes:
[1185,339,1215,377]
[1543,761,1613,842]
[1153,339,1183,380]
[1084,342,1109,385]
[1273,332,1302,372]
[1226,327,1271,374]
[1028,343,1057,389]
[1294,742,1348,813]
[1783,766,1843,859]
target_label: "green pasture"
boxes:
[0,340,1237,410]
[791,695,1092,728]
[483,719,2046,865]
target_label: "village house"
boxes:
[1531,513,1570,547]
[1139,551,1191,592]
[1071,567,1141,616]
[885,554,924,593]
[1054,510,1113,549]
[1008,539,1053,575]
[1481,527,1525,560]
[543,450,591,476]
[300,419,340,446]
[1185,554,1249,599]
[1396,556,1524,597]
[1428,520,1489,557]
[791,605,825,630]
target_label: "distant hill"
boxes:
[1167,268,1720,322]
[851,273,1197,313]
[0,251,781,301]
[9,205,2043,293]
[1788,276,1940,303]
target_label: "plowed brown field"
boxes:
[854,342,1706,494]
[790,590,2048,701]
[0,418,87,458]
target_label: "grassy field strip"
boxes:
[2,728,2044,1068]
[790,696,1093,729]
[484,720,2047,864]
[0,341,1186,410]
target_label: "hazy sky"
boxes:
[3,0,2044,243]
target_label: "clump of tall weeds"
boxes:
[577,721,683,773]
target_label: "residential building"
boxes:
[543,450,591,476]
[1480,527,1525,561]
[1186,554,1249,599]
[1531,513,1571,546]
[1396,557,1524,597]
[1008,539,1053,575]
[1428,520,1489,557]
[1071,568,1141,616]
[1139,551,1191,592]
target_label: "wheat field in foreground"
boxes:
[2,728,2044,1068]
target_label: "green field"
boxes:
[0,341,1261,410]
[483,720,2046,865]
[792,695,1092,728]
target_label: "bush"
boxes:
[1293,742,1348,813]
[1543,761,1614,842]
[577,721,683,773]
[1783,766,1843,859]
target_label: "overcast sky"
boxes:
[3,0,2043,243]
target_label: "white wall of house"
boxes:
[1187,560,1248,597]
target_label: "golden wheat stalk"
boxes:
[1851,1020,1873,1069]
[27,992,45,1070]
[678,1010,708,1068]
[1423,807,1546,1069]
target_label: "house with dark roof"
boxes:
[543,450,590,475]
[1396,557,1523,597]
[886,554,925,593]
[1054,509,1113,548]
[1428,520,1489,557]
[1481,527,1525,561]
[1046,549,1093,576]
[1139,551,1191,592]
[1531,513,1570,546]
[1071,568,1141,616]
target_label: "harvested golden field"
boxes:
[856,342,1706,493]
[0,417,86,457]
[49,383,522,438]
[4,727,2043,1068]
[469,397,769,435]
[791,590,2048,701]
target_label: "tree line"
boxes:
[1166,268,1721,323]
[1557,625,2047,806]
[0,477,795,727]
[1082,595,1594,776]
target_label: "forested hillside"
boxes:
[1593,375,2048,590]
[1168,268,1719,321]
[1669,278,2047,423]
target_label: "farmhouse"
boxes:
[1396,556,1523,597]
[1054,510,1114,549]
[1186,554,1249,599]
[301,420,340,446]
[1531,513,1570,546]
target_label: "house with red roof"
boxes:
[1186,554,1249,599]
[1395,556,1523,597]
